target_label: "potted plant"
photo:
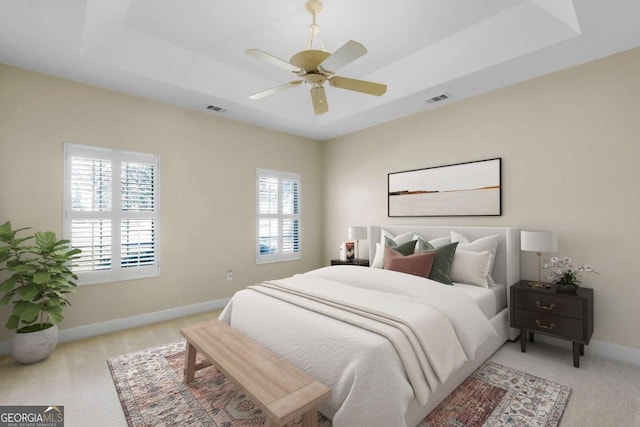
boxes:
[0,221,81,364]
[544,256,597,294]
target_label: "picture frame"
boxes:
[345,242,355,260]
[388,158,501,217]
[339,241,356,261]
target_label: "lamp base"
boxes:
[529,281,552,289]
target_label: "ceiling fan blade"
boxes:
[318,40,367,74]
[249,81,302,100]
[245,49,301,73]
[329,76,387,96]
[310,86,329,114]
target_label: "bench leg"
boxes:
[301,408,318,427]
[184,342,197,384]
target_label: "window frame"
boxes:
[256,168,301,264]
[63,142,161,285]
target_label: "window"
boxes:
[256,169,301,264]
[63,143,160,284]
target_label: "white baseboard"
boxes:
[0,298,230,357]
[531,334,640,367]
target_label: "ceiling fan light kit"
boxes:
[245,0,387,115]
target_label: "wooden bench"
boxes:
[180,320,331,427]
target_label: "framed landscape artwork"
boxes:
[388,158,502,217]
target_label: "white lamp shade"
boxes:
[520,230,559,252]
[348,226,367,241]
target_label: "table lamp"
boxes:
[520,230,559,288]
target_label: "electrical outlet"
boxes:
[226,270,233,282]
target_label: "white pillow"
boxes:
[371,242,385,268]
[450,232,500,284]
[450,250,493,287]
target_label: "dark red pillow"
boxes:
[383,247,436,279]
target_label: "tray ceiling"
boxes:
[1,0,639,140]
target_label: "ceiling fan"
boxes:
[245,0,387,115]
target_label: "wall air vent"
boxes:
[205,104,226,112]
[425,93,451,104]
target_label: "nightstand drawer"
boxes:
[513,309,585,341]
[513,291,583,319]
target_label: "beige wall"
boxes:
[323,48,640,349]
[0,64,324,342]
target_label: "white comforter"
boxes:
[219,266,496,427]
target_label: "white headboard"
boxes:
[369,225,520,286]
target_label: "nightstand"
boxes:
[510,280,594,368]
[330,259,370,267]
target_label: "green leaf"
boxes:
[52,278,75,290]
[5,314,19,330]
[46,310,64,324]
[45,295,61,306]
[33,272,51,285]
[17,284,41,300]
[0,221,14,241]
[20,312,38,324]
[35,231,57,251]
[65,248,82,257]
[0,276,18,292]
[14,301,41,318]
[0,292,15,305]
[13,264,35,273]
[19,306,40,324]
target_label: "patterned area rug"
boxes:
[107,340,570,427]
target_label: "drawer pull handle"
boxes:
[536,320,556,330]
[536,301,555,310]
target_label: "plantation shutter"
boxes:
[120,157,157,271]
[256,169,301,263]
[281,178,300,256]
[64,143,160,284]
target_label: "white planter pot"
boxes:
[11,324,59,364]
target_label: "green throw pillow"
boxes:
[415,238,458,285]
[384,238,418,256]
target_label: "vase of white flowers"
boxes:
[544,256,596,294]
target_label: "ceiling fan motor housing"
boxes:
[302,73,326,87]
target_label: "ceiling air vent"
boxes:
[205,104,226,113]
[425,93,451,104]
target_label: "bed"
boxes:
[220,225,520,427]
